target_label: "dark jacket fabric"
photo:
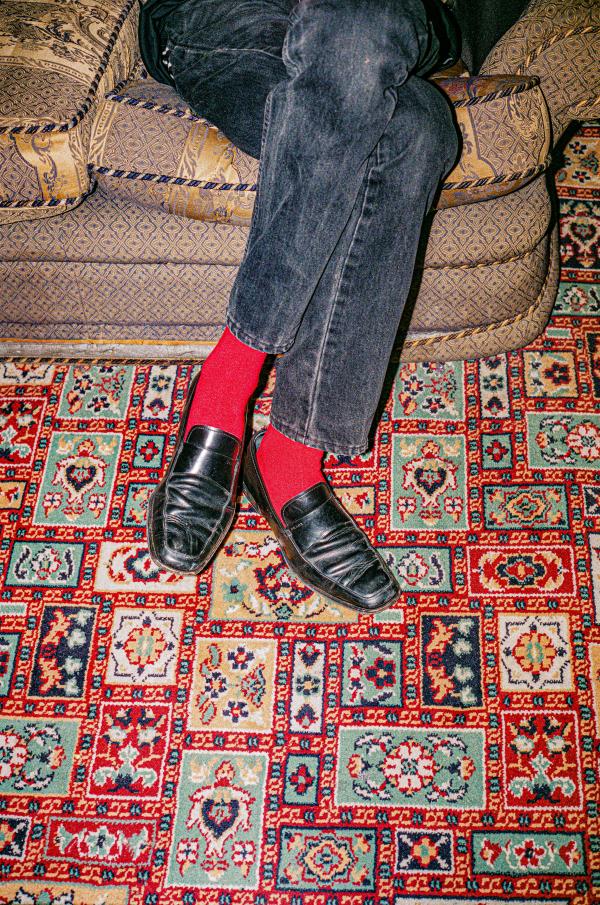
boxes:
[449,0,529,73]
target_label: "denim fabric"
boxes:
[165,0,460,454]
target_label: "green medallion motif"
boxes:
[472,832,586,875]
[34,432,121,528]
[527,413,600,469]
[393,361,464,420]
[0,718,79,794]
[391,435,467,531]
[168,751,266,889]
[336,728,484,808]
[58,364,133,419]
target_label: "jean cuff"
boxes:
[226,316,293,356]
[269,412,370,457]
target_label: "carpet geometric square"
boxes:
[498,614,573,692]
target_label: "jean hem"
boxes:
[226,316,292,355]
[270,412,369,456]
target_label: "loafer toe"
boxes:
[161,517,210,565]
[151,526,199,574]
[348,561,399,612]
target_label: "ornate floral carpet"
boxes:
[0,124,599,905]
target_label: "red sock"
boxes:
[256,424,325,520]
[185,327,267,439]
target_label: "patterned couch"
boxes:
[0,0,598,361]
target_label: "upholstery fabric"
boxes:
[0,0,597,363]
[90,73,551,222]
[1,259,236,327]
[90,80,257,226]
[481,0,600,138]
[0,175,558,363]
[0,0,141,223]
[0,185,249,264]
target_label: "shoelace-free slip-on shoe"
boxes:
[243,429,401,613]
[146,375,243,575]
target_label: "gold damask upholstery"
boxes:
[0,0,140,223]
[481,0,600,137]
[90,80,257,226]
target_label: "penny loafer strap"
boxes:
[287,495,382,586]
[173,436,239,492]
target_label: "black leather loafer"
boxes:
[243,429,401,613]
[147,375,243,575]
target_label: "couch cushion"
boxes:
[0,0,140,223]
[481,0,600,138]
[90,72,551,223]
[90,78,257,226]
[433,74,551,206]
[0,173,552,360]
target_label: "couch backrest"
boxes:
[481,0,600,138]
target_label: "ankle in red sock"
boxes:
[256,425,325,520]
[185,327,267,440]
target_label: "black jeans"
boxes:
[165,0,460,454]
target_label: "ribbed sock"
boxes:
[256,424,325,520]
[185,327,267,439]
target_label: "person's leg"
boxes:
[236,0,459,611]
[235,0,458,520]
[146,0,294,574]
[226,0,447,351]
[164,0,292,159]
[256,75,457,521]
[269,75,459,457]
[184,327,267,440]
[148,0,458,595]
[170,0,454,458]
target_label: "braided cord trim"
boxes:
[91,157,547,196]
[103,92,207,122]
[449,77,539,107]
[0,183,96,210]
[442,157,549,192]
[0,0,138,137]
[514,24,599,75]
[92,165,257,192]
[419,246,537,273]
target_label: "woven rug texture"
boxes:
[0,123,599,905]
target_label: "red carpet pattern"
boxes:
[0,123,599,904]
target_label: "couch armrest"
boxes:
[480,0,600,139]
[0,0,141,223]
